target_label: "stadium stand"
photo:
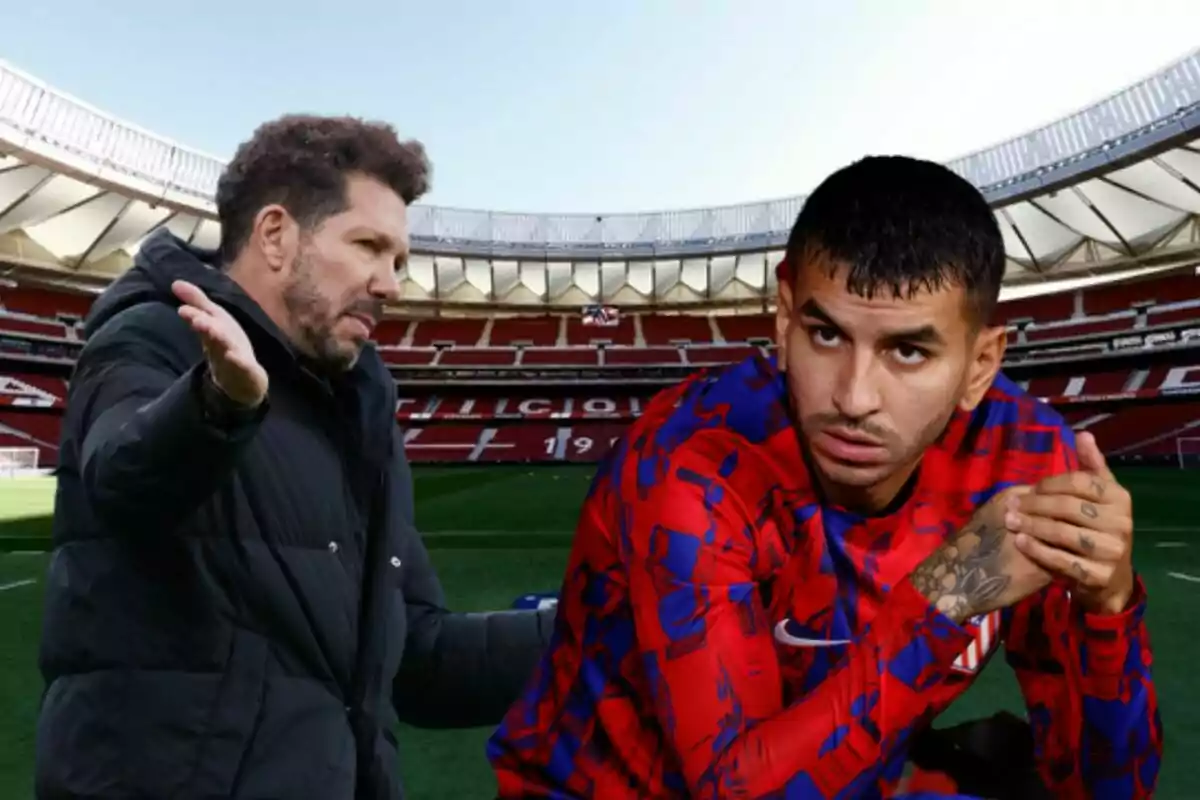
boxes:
[1,269,1198,469]
[0,49,1198,475]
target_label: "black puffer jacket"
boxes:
[36,229,554,799]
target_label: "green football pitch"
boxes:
[0,466,1197,798]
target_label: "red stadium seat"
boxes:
[687,345,759,365]
[521,348,597,366]
[379,348,437,366]
[1085,272,1200,315]
[604,347,682,366]
[403,425,485,463]
[715,315,773,343]
[440,348,517,366]
[641,314,713,345]
[490,317,558,347]
[409,318,486,347]
[994,292,1074,325]
[1023,315,1135,342]
[0,286,91,318]
[473,424,562,463]
[1146,304,1200,327]
[373,319,409,346]
[1076,403,1200,458]
[560,423,629,462]
[0,374,67,405]
[0,315,67,339]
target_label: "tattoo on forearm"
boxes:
[1081,501,1099,519]
[911,521,1010,624]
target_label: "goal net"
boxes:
[0,447,39,477]
[1175,437,1200,469]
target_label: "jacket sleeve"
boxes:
[70,303,266,533]
[1004,425,1163,799]
[622,446,977,798]
[389,435,555,729]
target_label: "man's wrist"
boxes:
[1077,573,1144,621]
[197,366,264,427]
[1075,569,1137,617]
[1081,588,1133,616]
[889,578,978,661]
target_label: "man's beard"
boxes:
[801,402,958,488]
[281,248,359,372]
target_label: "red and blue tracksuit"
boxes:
[489,354,1162,798]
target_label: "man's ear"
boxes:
[774,259,794,372]
[251,204,297,273]
[959,325,1006,411]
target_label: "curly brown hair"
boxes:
[216,114,431,263]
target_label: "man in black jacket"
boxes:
[35,115,555,799]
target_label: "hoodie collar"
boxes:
[85,228,300,365]
[87,228,393,401]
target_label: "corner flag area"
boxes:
[0,465,1197,797]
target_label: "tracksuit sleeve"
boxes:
[390,436,555,729]
[623,448,978,798]
[72,304,265,533]
[1003,426,1163,798]
[1004,581,1162,798]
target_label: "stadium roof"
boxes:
[1,50,1199,310]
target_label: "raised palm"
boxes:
[172,280,268,407]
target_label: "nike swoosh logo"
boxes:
[773,620,851,648]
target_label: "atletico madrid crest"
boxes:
[951,610,1001,674]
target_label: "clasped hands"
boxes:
[1002,432,1135,615]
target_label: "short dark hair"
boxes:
[216,114,431,263]
[785,155,1005,324]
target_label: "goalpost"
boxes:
[0,447,39,477]
[1175,437,1200,469]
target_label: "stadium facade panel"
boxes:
[0,51,1199,308]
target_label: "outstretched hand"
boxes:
[173,280,268,408]
[1005,432,1135,615]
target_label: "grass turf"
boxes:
[0,465,1196,797]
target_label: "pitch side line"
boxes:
[0,578,35,592]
